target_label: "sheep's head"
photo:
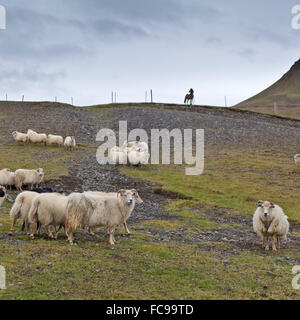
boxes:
[256,200,275,220]
[12,131,17,137]
[118,189,136,206]
[37,168,44,178]
[131,189,143,204]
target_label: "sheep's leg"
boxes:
[277,237,280,250]
[45,226,54,239]
[54,226,62,240]
[66,227,74,245]
[272,235,277,251]
[124,222,131,234]
[9,217,18,236]
[30,223,37,239]
[261,235,265,249]
[108,228,115,245]
[88,227,95,236]
[25,222,31,235]
[265,236,269,251]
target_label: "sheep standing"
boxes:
[0,169,15,190]
[9,191,40,235]
[294,154,300,165]
[66,189,143,245]
[253,200,289,251]
[64,136,76,149]
[87,191,144,235]
[15,168,44,191]
[12,131,29,144]
[47,134,64,146]
[28,193,68,239]
[128,148,150,166]
[27,130,47,144]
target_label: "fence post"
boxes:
[114,92,117,104]
[55,97,57,103]
[150,90,153,103]
[225,96,227,107]
[71,97,74,106]
[22,95,24,102]
[5,94,7,101]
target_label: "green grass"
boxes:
[121,151,300,222]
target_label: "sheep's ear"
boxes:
[256,200,263,207]
[117,189,126,197]
[270,202,275,209]
[132,189,143,204]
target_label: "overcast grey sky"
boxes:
[0,0,299,106]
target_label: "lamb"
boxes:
[253,200,289,251]
[12,131,29,144]
[0,169,15,190]
[15,168,44,191]
[65,189,143,245]
[27,130,47,144]
[64,136,76,149]
[109,146,128,164]
[27,193,68,239]
[0,186,7,207]
[47,134,64,146]
[294,154,300,165]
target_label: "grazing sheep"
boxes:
[0,186,7,207]
[86,191,144,234]
[253,200,289,251]
[27,130,47,144]
[12,131,29,144]
[109,146,128,164]
[0,169,15,190]
[294,154,300,165]
[9,191,40,235]
[27,193,68,239]
[47,134,64,146]
[66,189,143,245]
[15,168,44,191]
[64,136,76,149]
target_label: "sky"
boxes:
[0,0,299,106]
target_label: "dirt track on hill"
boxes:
[1,102,300,255]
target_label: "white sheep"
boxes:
[64,136,76,149]
[12,131,29,144]
[0,168,15,190]
[109,146,128,164]
[47,134,64,146]
[66,189,143,245]
[123,140,149,153]
[294,154,300,165]
[27,193,68,239]
[128,148,150,166]
[9,191,39,235]
[86,191,144,234]
[27,130,47,144]
[253,200,289,251]
[15,168,44,191]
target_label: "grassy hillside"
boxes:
[236,58,300,119]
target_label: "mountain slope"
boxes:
[235,58,300,119]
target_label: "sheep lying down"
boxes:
[253,200,289,251]
[66,189,143,245]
